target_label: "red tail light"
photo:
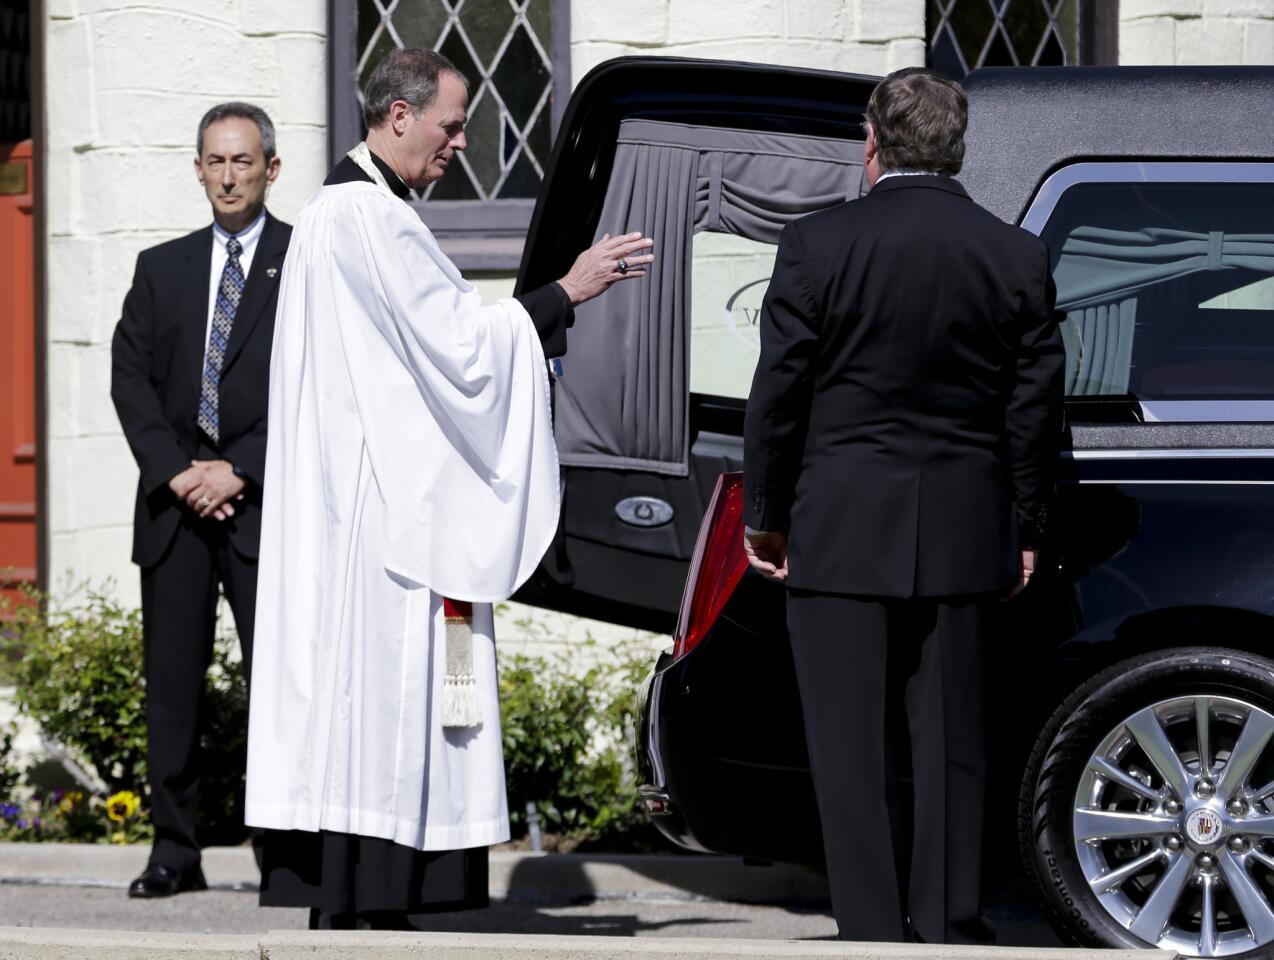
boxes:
[673,472,748,661]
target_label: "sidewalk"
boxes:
[0,927,1171,960]
[0,843,832,903]
[0,845,1169,959]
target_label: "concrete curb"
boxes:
[0,927,1177,960]
[0,845,831,904]
[0,926,257,959]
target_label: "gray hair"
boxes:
[866,68,967,176]
[196,102,277,161]
[362,48,469,129]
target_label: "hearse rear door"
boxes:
[513,58,878,630]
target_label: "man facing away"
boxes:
[245,48,653,930]
[743,68,1065,942]
[111,103,290,898]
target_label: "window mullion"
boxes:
[516,85,553,178]
[515,6,553,71]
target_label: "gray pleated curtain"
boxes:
[1055,226,1274,395]
[553,119,864,476]
[1061,299,1137,395]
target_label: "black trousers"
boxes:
[140,510,258,872]
[786,590,987,944]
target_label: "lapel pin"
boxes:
[266,267,278,278]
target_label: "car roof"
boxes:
[960,65,1274,225]
[518,56,877,293]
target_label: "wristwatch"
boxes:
[231,463,248,480]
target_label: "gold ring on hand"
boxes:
[198,497,211,509]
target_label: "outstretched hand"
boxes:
[557,232,655,306]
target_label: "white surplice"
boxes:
[244,177,560,850]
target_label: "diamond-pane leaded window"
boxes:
[330,0,570,269]
[356,0,555,202]
[927,0,1111,79]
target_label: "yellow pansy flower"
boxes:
[105,791,140,823]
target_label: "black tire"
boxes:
[1018,646,1274,955]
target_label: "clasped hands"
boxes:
[168,460,245,521]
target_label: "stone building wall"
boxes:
[1121,0,1274,64]
[43,0,326,604]
[571,0,924,83]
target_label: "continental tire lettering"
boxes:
[1042,847,1097,935]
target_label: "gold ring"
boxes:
[198,497,211,509]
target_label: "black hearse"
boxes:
[514,60,1274,957]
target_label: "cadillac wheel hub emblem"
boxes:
[1185,807,1223,846]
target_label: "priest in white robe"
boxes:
[244,47,653,930]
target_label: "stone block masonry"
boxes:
[569,0,925,87]
[1121,0,1274,63]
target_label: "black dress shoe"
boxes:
[127,863,208,899]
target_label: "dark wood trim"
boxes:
[327,0,362,169]
[1081,0,1120,66]
[422,199,535,270]
[434,234,525,271]
[417,197,536,229]
[422,196,532,267]
[30,0,46,595]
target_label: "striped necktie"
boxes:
[197,236,245,444]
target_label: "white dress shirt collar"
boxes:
[212,209,267,254]
[876,168,948,183]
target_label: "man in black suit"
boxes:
[111,102,290,898]
[743,69,1064,943]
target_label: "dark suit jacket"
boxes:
[743,175,1065,598]
[111,212,292,567]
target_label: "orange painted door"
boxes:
[0,139,36,610]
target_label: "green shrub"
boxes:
[499,635,655,850]
[1,583,148,794]
[0,581,250,844]
[1,583,661,850]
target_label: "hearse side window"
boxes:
[1039,181,1274,405]
[551,120,863,476]
[689,232,777,401]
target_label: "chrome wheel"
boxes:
[1075,695,1274,956]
